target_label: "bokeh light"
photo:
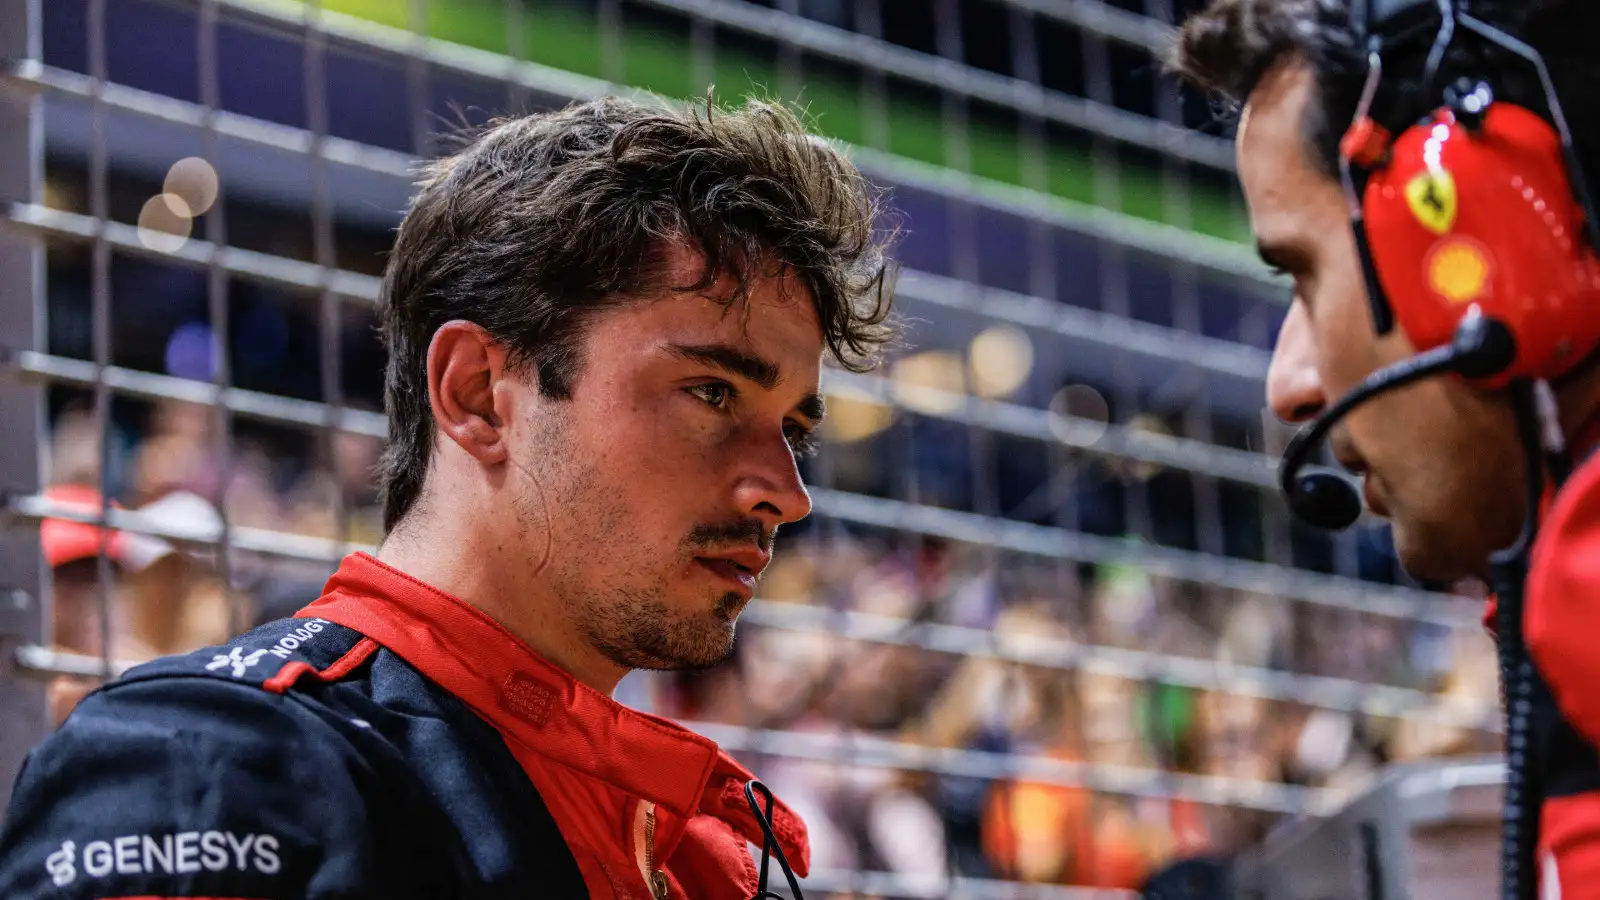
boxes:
[889,350,966,416]
[137,194,193,253]
[164,321,217,382]
[163,157,219,217]
[1047,384,1111,446]
[821,389,895,443]
[967,324,1033,399]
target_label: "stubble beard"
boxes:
[583,583,745,673]
[1387,436,1526,585]
[517,432,744,674]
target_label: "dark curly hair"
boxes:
[377,95,899,531]
[1169,0,1600,180]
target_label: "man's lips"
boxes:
[693,558,757,595]
[1361,474,1390,518]
[693,548,769,596]
[698,546,770,575]
[1333,454,1391,517]
[1333,449,1369,478]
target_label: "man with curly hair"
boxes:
[0,95,898,900]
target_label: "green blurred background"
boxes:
[295,0,1251,241]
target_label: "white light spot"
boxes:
[1048,384,1110,446]
[137,194,193,253]
[163,157,219,217]
[820,388,895,444]
[967,324,1033,399]
[889,351,966,416]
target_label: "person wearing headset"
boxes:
[1169,1,1600,898]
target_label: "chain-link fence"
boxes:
[0,0,1504,896]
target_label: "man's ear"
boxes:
[426,321,512,466]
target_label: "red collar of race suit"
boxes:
[1482,415,1600,634]
[298,552,810,876]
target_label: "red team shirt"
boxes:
[1473,419,1600,897]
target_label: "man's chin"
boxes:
[632,647,735,674]
[712,591,750,623]
[619,619,739,673]
[1391,520,1490,585]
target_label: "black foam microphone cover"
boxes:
[1288,468,1366,531]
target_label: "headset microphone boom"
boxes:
[1278,310,1516,531]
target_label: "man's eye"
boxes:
[689,382,734,409]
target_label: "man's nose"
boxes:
[735,433,814,529]
[1266,303,1326,425]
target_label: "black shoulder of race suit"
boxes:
[0,616,589,900]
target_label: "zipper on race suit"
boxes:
[637,800,668,900]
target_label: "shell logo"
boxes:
[1426,239,1493,304]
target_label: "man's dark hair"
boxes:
[1169,0,1600,181]
[376,95,899,532]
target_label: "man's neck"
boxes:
[375,516,630,696]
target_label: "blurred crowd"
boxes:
[656,534,1501,891]
[36,394,1504,894]
[37,396,381,721]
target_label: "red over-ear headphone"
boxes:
[1338,0,1600,388]
[1346,95,1600,387]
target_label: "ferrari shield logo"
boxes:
[1405,169,1457,235]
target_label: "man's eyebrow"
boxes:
[668,343,781,390]
[667,342,824,422]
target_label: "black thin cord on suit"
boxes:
[1491,378,1550,900]
[746,780,806,899]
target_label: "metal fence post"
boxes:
[0,0,48,811]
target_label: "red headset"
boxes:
[1340,1,1600,387]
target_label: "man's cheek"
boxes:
[1313,335,1388,402]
